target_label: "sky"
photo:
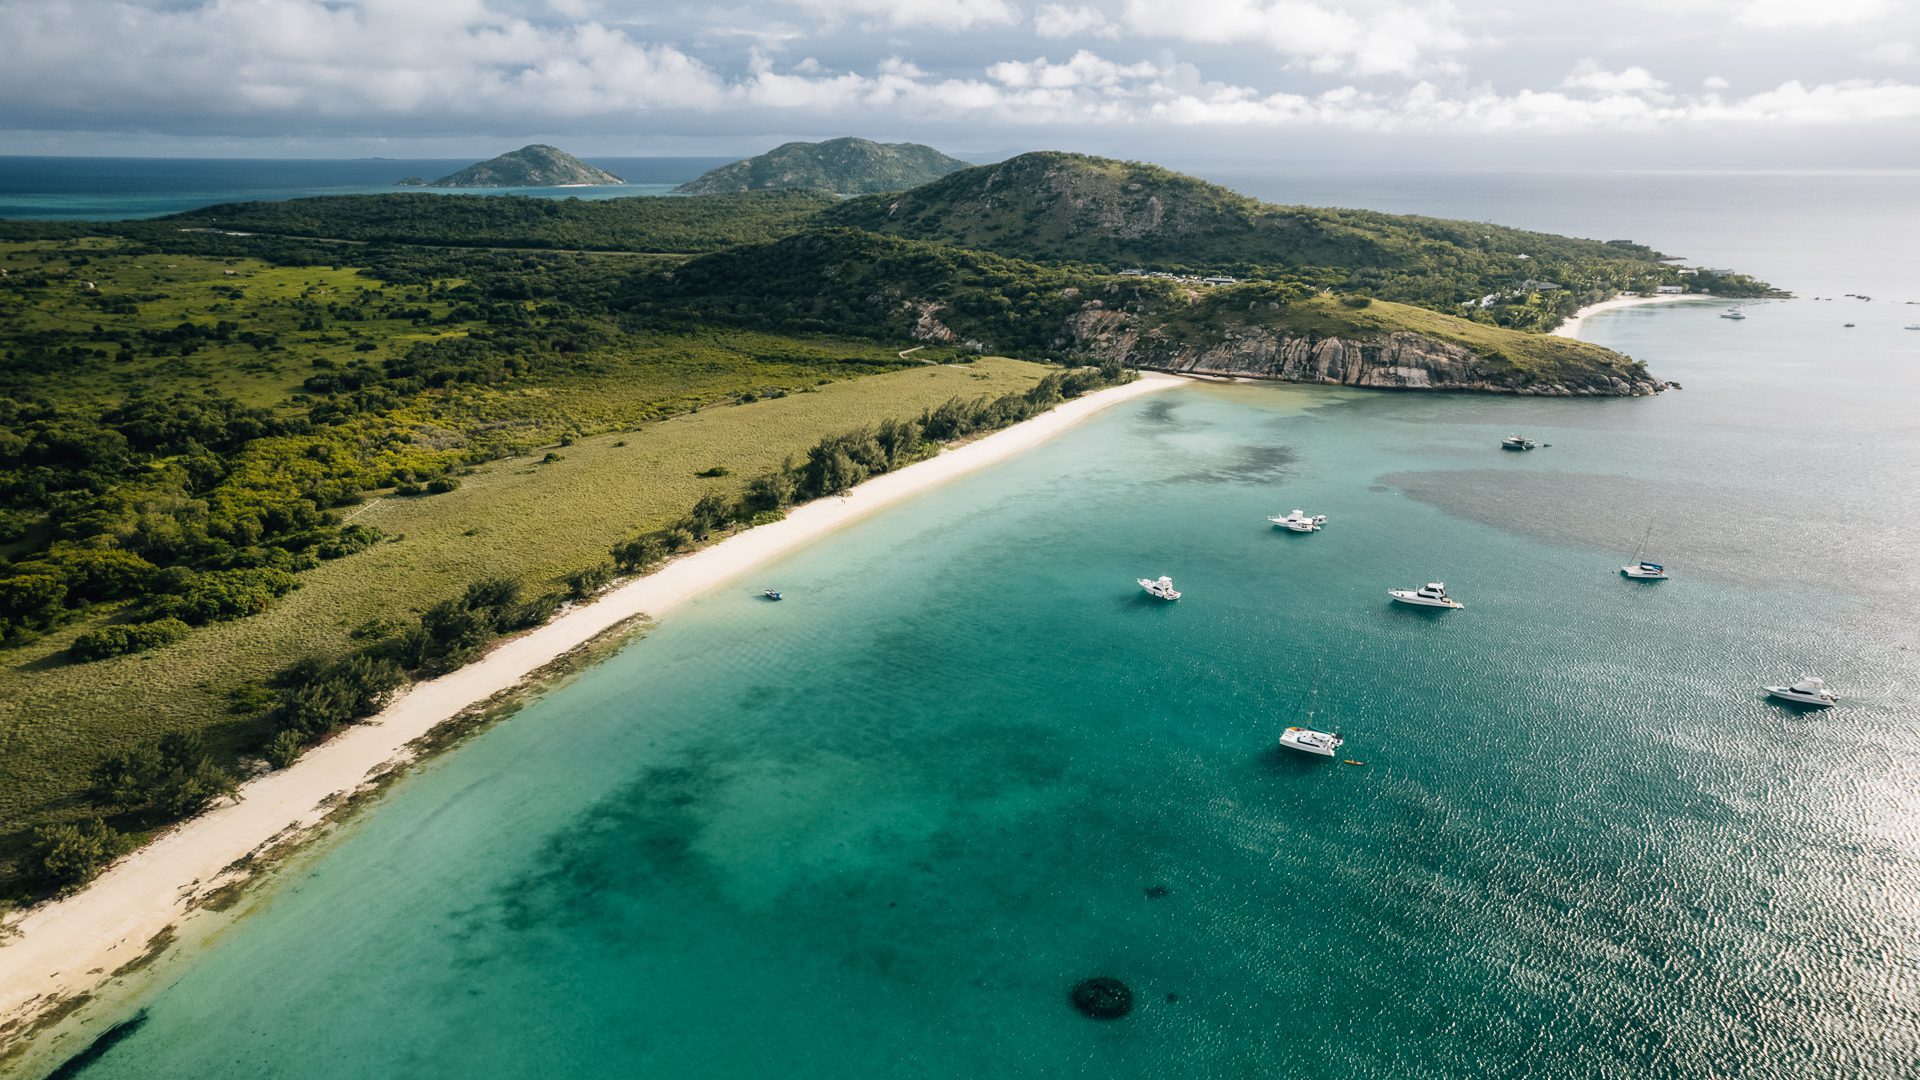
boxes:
[2,0,1918,165]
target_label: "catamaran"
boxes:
[1621,522,1669,579]
[1389,582,1463,609]
[1764,677,1838,707]
[1268,509,1327,533]
[1501,435,1536,451]
[1279,688,1344,757]
[1138,575,1181,601]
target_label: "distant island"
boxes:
[419,145,623,189]
[395,176,427,187]
[673,137,969,196]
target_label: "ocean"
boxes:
[18,167,1920,1078]
[0,157,733,220]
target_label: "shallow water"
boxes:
[52,284,1920,1076]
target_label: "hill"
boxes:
[633,228,1666,395]
[674,137,970,195]
[427,145,624,188]
[822,152,1774,329]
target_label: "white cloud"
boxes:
[1703,75,1731,89]
[1735,0,1893,29]
[1118,0,1471,77]
[0,0,730,120]
[791,0,1022,30]
[988,51,1161,89]
[1563,60,1669,94]
[1035,4,1119,38]
[1867,42,1917,64]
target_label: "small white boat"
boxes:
[1138,575,1181,601]
[1621,522,1669,579]
[1280,726,1344,757]
[1389,582,1463,609]
[1720,310,1746,320]
[1501,435,1536,451]
[1764,677,1838,707]
[1905,324,1920,330]
[1268,509,1327,533]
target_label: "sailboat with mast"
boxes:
[1279,687,1345,758]
[1621,521,1669,580]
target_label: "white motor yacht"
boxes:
[1720,310,1746,320]
[1268,509,1327,533]
[1138,575,1181,601]
[1764,677,1838,707]
[1389,582,1464,609]
[1280,726,1344,757]
[1501,435,1536,451]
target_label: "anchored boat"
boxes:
[1138,576,1181,601]
[1268,509,1327,533]
[1764,677,1838,707]
[1501,435,1536,451]
[1279,687,1344,758]
[1389,582,1464,609]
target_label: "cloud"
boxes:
[1118,0,1471,77]
[1035,4,1119,38]
[790,0,1022,30]
[1735,0,1893,29]
[1867,42,1917,64]
[988,51,1161,89]
[0,0,730,122]
[1563,60,1669,94]
[1702,75,1731,89]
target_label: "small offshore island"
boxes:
[404,144,625,188]
[0,144,1786,1065]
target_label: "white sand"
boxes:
[1553,293,1714,339]
[0,372,1183,1045]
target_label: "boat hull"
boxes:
[1620,566,1668,579]
[1389,591,1463,608]
[1765,688,1836,707]
[1280,727,1342,757]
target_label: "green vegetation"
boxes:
[159,190,837,253]
[674,137,971,195]
[823,152,1778,331]
[425,144,624,188]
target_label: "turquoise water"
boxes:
[47,291,1920,1077]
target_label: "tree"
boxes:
[33,816,125,890]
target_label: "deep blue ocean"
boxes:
[10,163,1920,1078]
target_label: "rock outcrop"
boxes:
[1064,309,1667,396]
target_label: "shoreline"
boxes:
[0,372,1184,1056]
[1553,293,1718,339]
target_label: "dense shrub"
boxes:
[91,731,237,818]
[144,567,298,625]
[566,562,615,600]
[31,816,125,890]
[68,617,190,661]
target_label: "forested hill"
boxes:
[673,137,970,195]
[821,152,1776,324]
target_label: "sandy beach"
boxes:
[0,372,1183,1054]
[1553,292,1717,338]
